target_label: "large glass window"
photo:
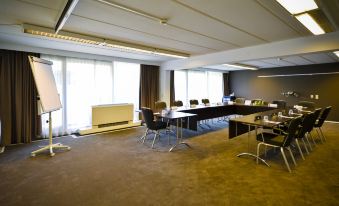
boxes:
[113,62,140,120]
[40,55,140,137]
[174,70,223,105]
[174,70,187,105]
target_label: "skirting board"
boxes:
[78,121,141,135]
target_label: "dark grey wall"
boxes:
[229,62,339,121]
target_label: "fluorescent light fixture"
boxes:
[23,24,189,59]
[295,13,325,35]
[276,0,318,14]
[258,72,339,78]
[223,64,258,70]
[334,51,339,58]
[55,0,79,33]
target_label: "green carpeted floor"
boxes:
[0,122,338,206]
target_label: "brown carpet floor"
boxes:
[0,122,338,206]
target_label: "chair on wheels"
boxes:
[297,101,315,110]
[256,117,302,173]
[173,100,183,107]
[314,106,332,142]
[272,100,287,108]
[190,99,199,106]
[140,107,169,148]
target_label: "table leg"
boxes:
[169,118,190,152]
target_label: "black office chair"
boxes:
[256,117,302,173]
[314,106,332,142]
[272,100,287,109]
[173,100,183,107]
[305,108,322,146]
[190,99,199,106]
[293,112,316,159]
[201,99,210,105]
[297,101,315,110]
[140,107,169,148]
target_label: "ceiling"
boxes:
[0,0,338,70]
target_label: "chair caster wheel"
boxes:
[31,153,36,157]
[50,153,55,157]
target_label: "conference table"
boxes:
[172,103,276,137]
[229,109,303,166]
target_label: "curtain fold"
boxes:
[170,70,175,106]
[139,64,159,110]
[223,73,230,96]
[0,49,40,146]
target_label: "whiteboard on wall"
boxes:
[28,56,62,113]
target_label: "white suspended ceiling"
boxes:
[0,0,338,69]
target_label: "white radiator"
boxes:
[78,103,141,135]
[92,103,134,128]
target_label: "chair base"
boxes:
[237,152,270,167]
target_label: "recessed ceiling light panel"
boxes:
[276,0,318,14]
[295,13,325,35]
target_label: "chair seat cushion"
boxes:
[256,132,285,147]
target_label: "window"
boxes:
[113,62,140,121]
[174,70,223,105]
[40,55,140,137]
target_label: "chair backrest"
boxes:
[297,101,315,110]
[155,101,167,112]
[235,98,245,104]
[316,106,332,127]
[306,108,321,132]
[190,99,199,105]
[201,99,210,104]
[297,108,321,136]
[141,107,156,129]
[297,113,314,139]
[173,100,183,107]
[283,117,302,147]
[272,100,287,108]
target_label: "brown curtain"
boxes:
[223,73,230,96]
[0,49,40,146]
[139,64,159,110]
[170,70,175,106]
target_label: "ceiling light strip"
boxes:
[276,0,318,15]
[295,13,325,35]
[23,24,189,58]
[96,0,167,24]
[223,64,258,70]
[258,71,339,78]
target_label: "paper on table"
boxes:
[264,120,281,124]
[280,115,294,119]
